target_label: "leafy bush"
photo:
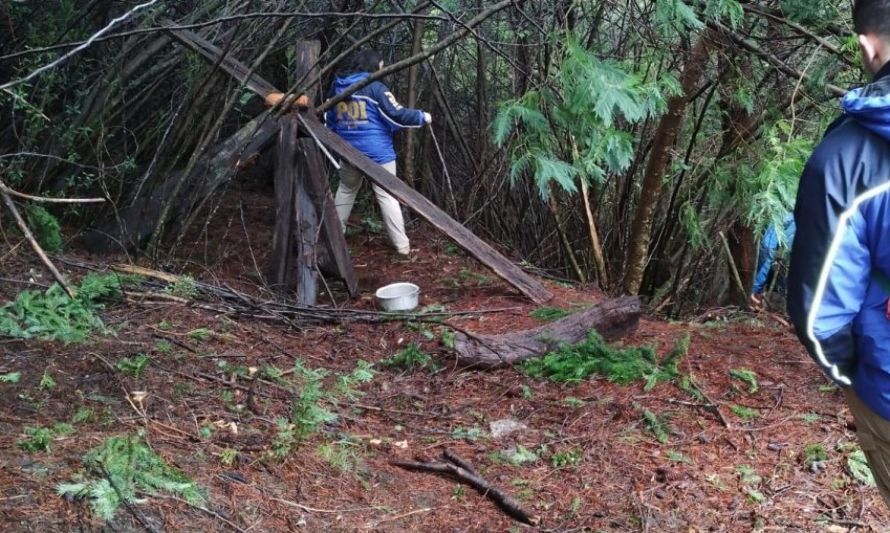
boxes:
[521,331,689,388]
[58,434,204,520]
[493,38,668,200]
[25,205,62,252]
[0,273,130,342]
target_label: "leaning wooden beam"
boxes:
[164,25,279,96]
[83,111,278,252]
[453,296,641,368]
[297,138,359,298]
[297,112,553,304]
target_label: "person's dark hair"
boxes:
[337,50,383,76]
[854,0,890,37]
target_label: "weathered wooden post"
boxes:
[269,40,358,304]
[270,115,297,291]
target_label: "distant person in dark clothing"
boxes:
[788,0,890,509]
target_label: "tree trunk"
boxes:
[403,15,426,189]
[454,297,641,368]
[622,34,712,294]
[727,221,755,305]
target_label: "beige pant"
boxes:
[846,388,890,508]
[334,161,409,254]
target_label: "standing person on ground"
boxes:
[750,214,796,308]
[326,50,431,256]
[788,0,890,509]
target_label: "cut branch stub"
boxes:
[453,296,641,369]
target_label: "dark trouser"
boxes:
[846,388,890,508]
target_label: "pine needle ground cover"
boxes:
[522,331,689,389]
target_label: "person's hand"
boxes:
[264,92,286,107]
[423,112,432,124]
[264,93,310,109]
[749,293,764,311]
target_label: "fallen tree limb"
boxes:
[453,296,641,368]
[0,184,74,298]
[0,181,105,204]
[392,450,537,526]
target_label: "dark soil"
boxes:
[0,190,886,532]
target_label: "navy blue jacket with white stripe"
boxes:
[788,62,890,419]
[325,72,425,164]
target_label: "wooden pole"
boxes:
[292,137,318,305]
[270,117,297,291]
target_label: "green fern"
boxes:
[0,273,133,343]
[57,434,204,520]
[493,36,664,201]
[522,331,689,388]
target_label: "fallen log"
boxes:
[453,296,641,369]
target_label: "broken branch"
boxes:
[392,450,537,525]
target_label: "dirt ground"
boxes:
[0,189,887,532]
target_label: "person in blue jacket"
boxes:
[788,0,890,508]
[325,50,431,255]
[750,214,796,307]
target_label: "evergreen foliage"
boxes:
[57,434,204,520]
[530,307,571,322]
[270,359,375,459]
[25,205,63,252]
[493,38,668,200]
[382,343,433,370]
[0,273,133,342]
[522,331,690,387]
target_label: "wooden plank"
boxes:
[293,145,319,305]
[270,118,296,291]
[165,25,278,96]
[297,138,359,298]
[298,112,554,304]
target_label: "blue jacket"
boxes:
[752,215,796,295]
[788,63,890,419]
[325,72,425,164]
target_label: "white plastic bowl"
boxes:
[375,282,420,312]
